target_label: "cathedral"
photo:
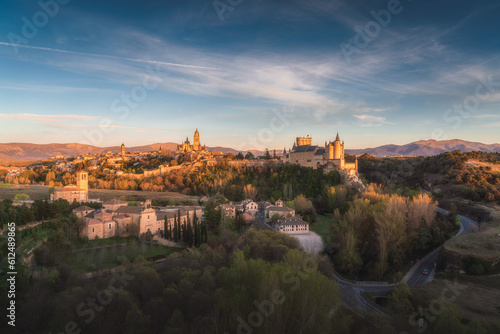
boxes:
[286,133,358,175]
[176,129,207,153]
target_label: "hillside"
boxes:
[0,142,264,161]
[347,139,500,157]
[0,139,498,161]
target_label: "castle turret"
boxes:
[334,132,341,160]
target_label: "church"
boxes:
[285,133,358,175]
[51,171,89,202]
[176,129,207,153]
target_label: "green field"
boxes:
[16,227,51,254]
[0,184,199,203]
[310,214,333,243]
[59,238,181,273]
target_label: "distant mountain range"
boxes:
[0,139,498,162]
[346,139,500,157]
[0,142,265,161]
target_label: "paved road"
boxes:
[255,211,272,230]
[333,207,479,318]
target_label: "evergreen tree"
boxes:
[173,214,178,242]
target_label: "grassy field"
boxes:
[89,188,199,203]
[59,238,181,273]
[444,203,500,260]
[0,184,49,200]
[0,183,13,187]
[310,214,332,243]
[411,274,500,326]
[0,184,199,203]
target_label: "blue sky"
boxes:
[1,0,499,150]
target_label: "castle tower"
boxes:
[328,142,334,160]
[334,132,341,160]
[121,143,125,155]
[193,128,200,150]
[296,135,312,146]
[76,171,88,191]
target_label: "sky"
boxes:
[0,0,499,150]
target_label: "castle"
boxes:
[176,129,207,153]
[286,133,358,175]
[51,171,89,202]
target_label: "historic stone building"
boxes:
[51,171,89,202]
[273,217,310,235]
[78,200,203,240]
[176,129,207,153]
[286,133,358,175]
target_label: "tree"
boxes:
[14,193,30,201]
[173,215,178,242]
[433,301,465,334]
[244,151,255,160]
[243,184,258,200]
[264,148,271,160]
[387,281,413,315]
[124,304,152,334]
[163,309,184,334]
[291,194,316,223]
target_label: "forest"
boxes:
[328,185,458,280]
[358,151,500,203]
[0,164,342,203]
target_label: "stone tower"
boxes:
[334,132,341,160]
[76,171,88,191]
[193,128,200,150]
[121,143,125,155]
[296,135,312,146]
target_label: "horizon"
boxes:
[1,0,500,150]
[1,136,500,153]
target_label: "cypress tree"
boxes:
[173,214,178,242]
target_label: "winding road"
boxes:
[332,208,479,318]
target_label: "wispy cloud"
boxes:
[353,114,394,127]
[0,113,99,121]
[0,42,217,70]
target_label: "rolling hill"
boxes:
[346,139,500,157]
[0,139,498,161]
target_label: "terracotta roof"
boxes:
[73,206,94,212]
[241,213,254,222]
[87,219,102,226]
[115,206,144,214]
[103,199,128,205]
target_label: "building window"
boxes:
[92,228,94,233]
[109,224,111,229]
